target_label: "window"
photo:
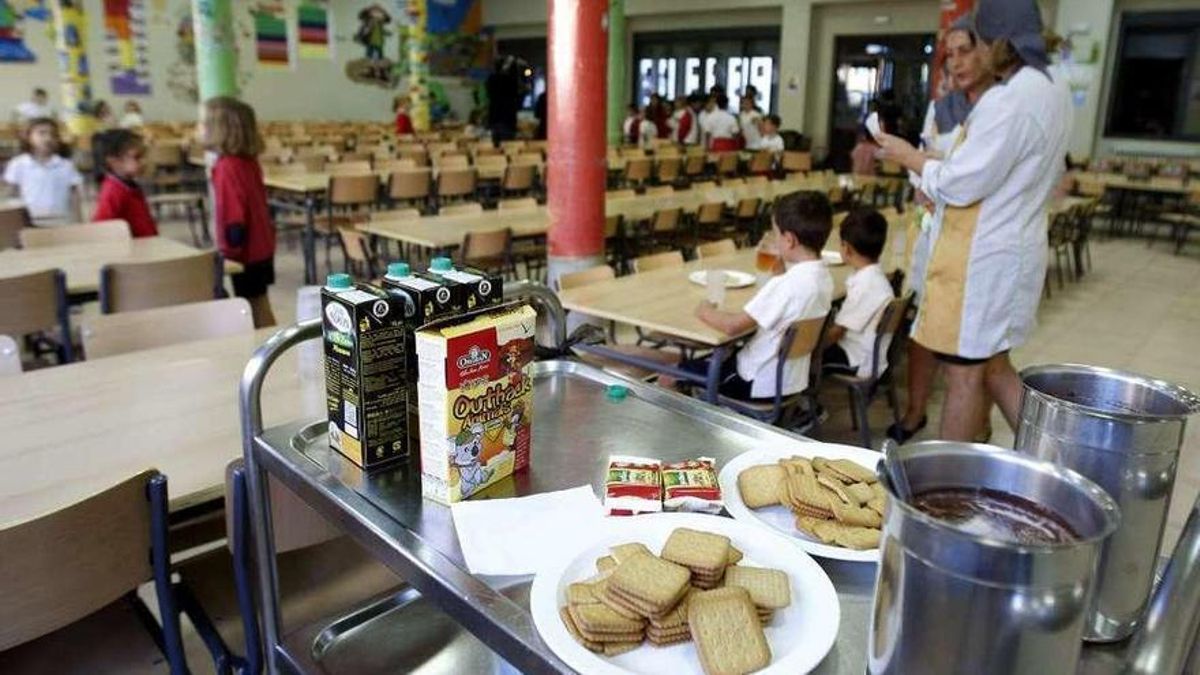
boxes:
[633,28,780,113]
[1105,11,1200,141]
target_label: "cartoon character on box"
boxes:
[451,422,491,498]
[503,401,530,452]
[501,342,527,388]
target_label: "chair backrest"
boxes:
[440,202,484,216]
[503,163,536,190]
[696,239,737,259]
[696,201,724,226]
[624,158,652,181]
[435,153,470,169]
[557,264,616,291]
[716,153,739,175]
[0,206,30,250]
[652,207,683,232]
[81,298,253,359]
[646,185,675,196]
[866,292,913,380]
[736,197,762,218]
[339,229,374,267]
[782,151,812,172]
[749,151,774,173]
[0,269,67,338]
[500,140,527,154]
[461,228,512,264]
[498,197,538,211]
[604,214,622,239]
[684,154,706,176]
[0,470,156,651]
[633,249,684,273]
[388,169,432,200]
[19,220,131,248]
[438,168,478,198]
[100,251,219,313]
[328,174,379,207]
[513,152,544,166]
[783,313,828,360]
[475,154,508,171]
[0,334,19,376]
[656,157,682,182]
[656,145,682,158]
[621,147,646,158]
[375,158,417,174]
[329,161,373,176]
[145,143,183,168]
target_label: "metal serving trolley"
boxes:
[238,283,1194,674]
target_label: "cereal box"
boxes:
[416,304,536,503]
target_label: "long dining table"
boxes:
[0,236,241,295]
[0,328,323,529]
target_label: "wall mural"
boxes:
[0,0,43,62]
[251,0,289,68]
[345,2,396,87]
[103,0,152,94]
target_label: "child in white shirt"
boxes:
[677,191,835,400]
[738,95,763,150]
[756,114,786,153]
[824,209,895,378]
[3,117,82,223]
[701,94,740,152]
[621,104,657,148]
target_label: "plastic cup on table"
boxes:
[705,270,727,308]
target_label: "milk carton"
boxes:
[423,257,504,313]
[416,304,536,503]
[321,273,409,469]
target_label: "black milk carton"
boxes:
[423,257,504,312]
[380,261,457,452]
[321,273,409,469]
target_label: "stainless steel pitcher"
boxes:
[868,442,1120,675]
[1016,364,1200,642]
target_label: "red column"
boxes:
[930,0,975,96]
[546,0,608,283]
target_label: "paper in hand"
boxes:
[865,112,883,140]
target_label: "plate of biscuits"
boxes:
[529,512,839,675]
[718,444,886,563]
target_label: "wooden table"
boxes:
[0,237,241,294]
[557,237,902,401]
[0,328,324,527]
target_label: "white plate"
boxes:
[530,512,840,675]
[719,444,883,563]
[821,250,845,266]
[687,269,758,289]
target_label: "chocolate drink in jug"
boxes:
[422,256,503,313]
[380,261,457,452]
[321,273,409,469]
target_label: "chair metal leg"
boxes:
[853,388,873,449]
[148,475,191,675]
[846,386,858,430]
[885,380,901,426]
[231,467,264,675]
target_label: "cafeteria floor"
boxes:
[90,213,1200,674]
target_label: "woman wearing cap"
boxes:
[875,0,1071,441]
[890,17,995,443]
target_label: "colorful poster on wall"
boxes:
[103,0,152,95]
[425,0,490,80]
[297,0,330,59]
[0,1,38,62]
[251,1,289,68]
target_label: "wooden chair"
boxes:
[18,220,131,248]
[556,264,679,381]
[294,153,326,173]
[144,143,186,192]
[719,313,832,427]
[498,197,538,211]
[328,161,373,176]
[0,335,19,376]
[782,151,812,175]
[623,158,652,188]
[437,167,478,205]
[0,205,30,250]
[388,168,432,210]
[645,185,675,196]
[502,163,537,197]
[500,139,527,155]
[644,207,684,251]
[0,270,73,362]
[695,201,726,242]
[460,227,516,279]
[748,151,774,175]
[339,228,380,279]
[513,152,544,166]
[434,153,470,169]
[99,251,221,313]
[733,197,764,242]
[321,174,379,272]
[827,293,913,448]
[81,298,253,359]
[656,157,682,185]
[696,238,737,259]
[715,153,739,178]
[0,471,198,674]
[375,158,417,174]
[632,249,684,273]
[684,153,707,181]
[440,202,484,216]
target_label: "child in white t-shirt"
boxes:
[738,95,763,150]
[756,114,786,153]
[674,191,835,400]
[3,117,83,223]
[823,209,895,378]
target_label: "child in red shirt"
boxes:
[394,97,414,136]
[202,96,277,327]
[91,129,158,237]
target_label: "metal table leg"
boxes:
[303,195,317,285]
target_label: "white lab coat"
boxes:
[908,101,965,298]
[913,66,1071,359]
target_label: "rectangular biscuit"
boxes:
[598,585,647,620]
[560,606,602,652]
[688,587,771,675]
[611,542,653,564]
[567,582,600,606]
[723,566,792,610]
[661,528,731,574]
[727,545,744,565]
[608,584,683,619]
[737,464,785,509]
[609,553,691,610]
[603,641,642,656]
[568,603,645,635]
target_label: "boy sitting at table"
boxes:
[670,191,834,400]
[822,208,895,378]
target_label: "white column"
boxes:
[777,0,812,133]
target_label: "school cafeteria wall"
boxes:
[0,1,472,126]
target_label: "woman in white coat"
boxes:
[877,0,1071,441]
[889,18,994,442]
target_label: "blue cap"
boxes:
[326,273,352,290]
[386,262,411,278]
[429,257,454,273]
[606,384,629,402]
